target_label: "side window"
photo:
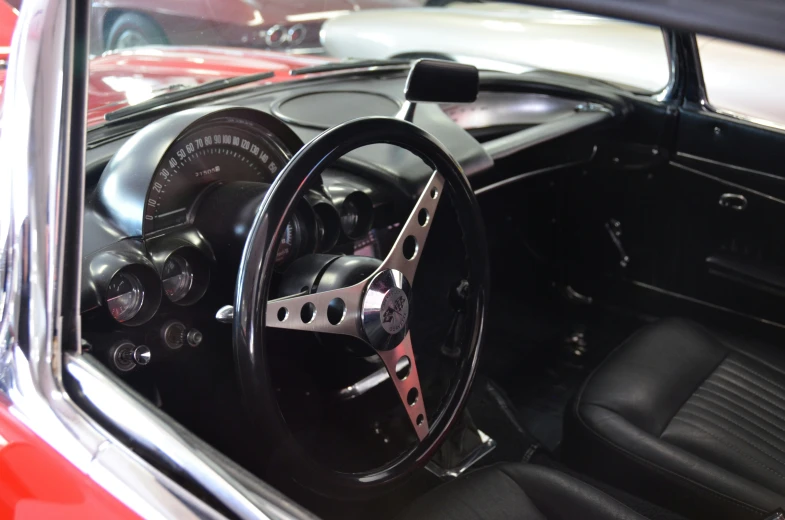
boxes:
[697,35,785,128]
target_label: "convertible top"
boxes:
[518,0,785,52]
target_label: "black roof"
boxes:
[518,0,785,51]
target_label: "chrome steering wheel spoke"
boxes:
[265,284,365,339]
[377,333,430,442]
[380,170,444,285]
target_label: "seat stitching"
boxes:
[717,366,785,407]
[697,386,785,430]
[705,379,785,418]
[672,416,785,484]
[678,409,785,468]
[710,374,785,415]
[726,357,785,393]
[660,353,728,436]
[690,393,785,445]
[575,403,766,515]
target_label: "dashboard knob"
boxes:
[162,320,186,349]
[186,329,203,347]
[133,345,151,365]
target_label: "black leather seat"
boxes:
[564,318,785,520]
[400,463,647,520]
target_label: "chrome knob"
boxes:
[133,345,151,365]
[186,329,203,347]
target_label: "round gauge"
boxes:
[106,272,145,322]
[162,255,193,302]
[143,120,290,235]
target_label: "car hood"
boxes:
[0,1,16,61]
[84,46,328,126]
[68,46,326,127]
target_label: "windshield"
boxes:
[19,1,673,117]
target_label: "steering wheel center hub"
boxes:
[380,288,409,335]
[361,269,412,350]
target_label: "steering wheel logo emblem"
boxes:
[380,288,409,335]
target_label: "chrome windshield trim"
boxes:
[0,0,316,518]
[653,27,679,103]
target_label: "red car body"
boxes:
[89,0,423,55]
[0,402,140,519]
[83,45,327,126]
[0,1,15,61]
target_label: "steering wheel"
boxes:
[233,116,489,498]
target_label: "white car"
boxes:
[321,2,785,127]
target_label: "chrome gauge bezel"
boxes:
[159,247,211,306]
[104,264,162,326]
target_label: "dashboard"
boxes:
[81,99,430,376]
[80,68,612,379]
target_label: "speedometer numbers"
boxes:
[143,123,289,235]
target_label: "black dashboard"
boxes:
[80,67,618,378]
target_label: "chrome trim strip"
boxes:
[675,151,785,181]
[66,354,320,520]
[653,28,679,103]
[670,161,785,206]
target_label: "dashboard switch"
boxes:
[110,342,137,372]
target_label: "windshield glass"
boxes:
[83,1,669,113]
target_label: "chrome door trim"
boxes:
[0,0,315,518]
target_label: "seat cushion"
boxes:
[564,317,785,520]
[398,464,647,520]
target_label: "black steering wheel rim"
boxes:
[233,116,489,498]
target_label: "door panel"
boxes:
[565,102,785,328]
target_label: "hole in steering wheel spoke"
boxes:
[402,236,418,260]
[417,208,429,226]
[277,307,288,322]
[327,298,346,325]
[396,356,411,380]
[430,187,438,199]
[416,414,424,426]
[407,387,419,407]
[300,302,316,324]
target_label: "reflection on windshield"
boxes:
[4,1,674,115]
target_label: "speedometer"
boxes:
[143,119,290,235]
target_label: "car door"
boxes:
[568,33,785,329]
[661,35,785,326]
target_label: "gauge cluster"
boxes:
[81,106,407,376]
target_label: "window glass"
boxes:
[698,35,785,128]
[78,1,669,120]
